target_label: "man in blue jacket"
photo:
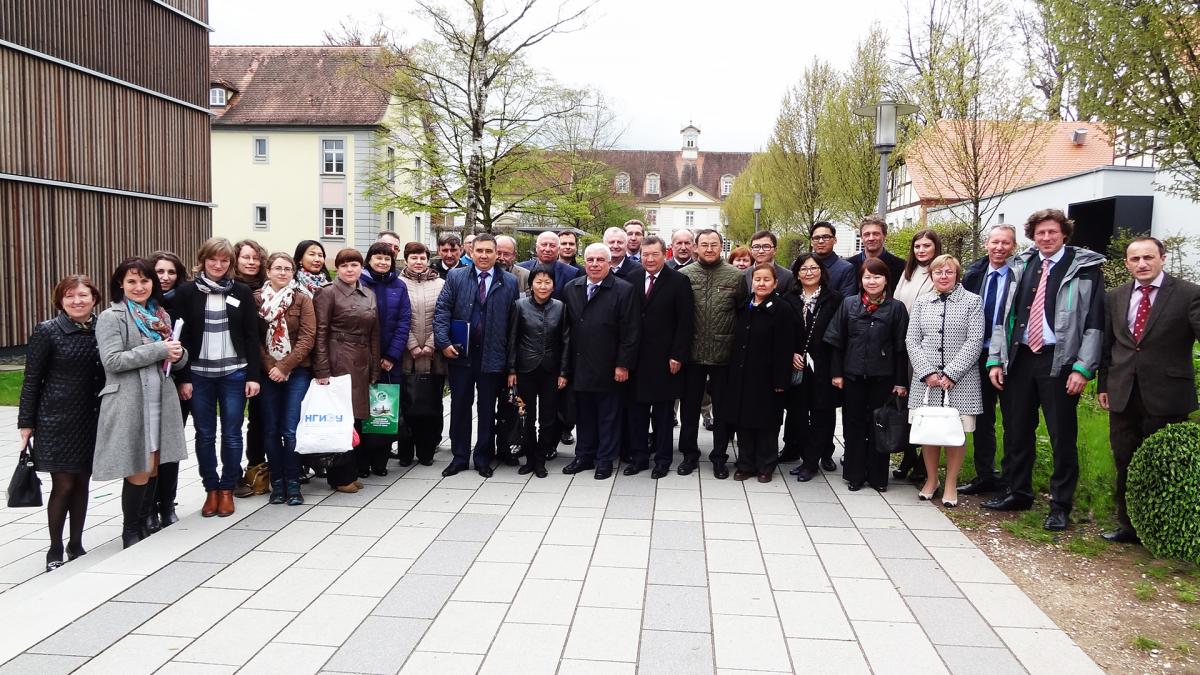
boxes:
[520,231,583,300]
[434,234,520,477]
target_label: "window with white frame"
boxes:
[253,137,268,162]
[615,172,630,193]
[253,205,269,230]
[387,147,397,184]
[645,173,660,194]
[322,207,345,237]
[386,211,395,229]
[646,209,657,226]
[720,174,734,196]
[209,87,226,106]
[685,210,695,228]
[322,139,345,174]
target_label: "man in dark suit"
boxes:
[625,219,646,263]
[432,232,469,280]
[520,231,582,300]
[1098,236,1200,543]
[846,215,906,295]
[605,226,644,281]
[985,209,1106,531]
[627,236,695,478]
[562,243,640,480]
[958,223,1017,496]
[667,229,695,270]
[744,230,795,295]
[810,222,857,297]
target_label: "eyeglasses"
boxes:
[931,269,957,277]
[750,244,775,251]
[810,235,834,242]
[798,266,821,274]
[270,266,294,273]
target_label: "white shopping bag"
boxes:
[295,374,355,455]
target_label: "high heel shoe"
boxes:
[942,488,958,508]
[918,483,941,501]
[66,542,86,561]
[45,550,65,573]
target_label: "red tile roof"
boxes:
[209,46,390,127]
[592,149,752,201]
[906,120,1114,202]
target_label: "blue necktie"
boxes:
[587,283,597,301]
[983,270,1000,339]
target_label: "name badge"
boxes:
[226,296,241,308]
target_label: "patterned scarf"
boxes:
[127,299,172,342]
[194,272,235,295]
[296,269,330,296]
[800,286,822,324]
[861,292,886,314]
[401,266,439,283]
[258,281,297,360]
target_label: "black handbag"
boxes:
[403,372,444,418]
[494,387,527,459]
[7,441,43,508]
[872,395,910,455]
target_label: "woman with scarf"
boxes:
[893,229,943,483]
[233,240,270,498]
[19,275,106,570]
[255,252,317,505]
[94,259,188,547]
[824,257,909,492]
[147,250,189,531]
[397,242,446,466]
[174,237,262,518]
[780,253,844,482]
[294,240,331,296]
[358,242,411,476]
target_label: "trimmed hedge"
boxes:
[1128,422,1200,564]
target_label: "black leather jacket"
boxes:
[507,296,571,375]
[823,295,909,384]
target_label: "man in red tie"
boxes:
[984,209,1106,531]
[1097,237,1200,544]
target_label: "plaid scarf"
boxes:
[258,281,297,360]
[295,269,330,296]
[194,272,234,295]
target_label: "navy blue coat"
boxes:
[433,266,520,373]
[519,259,582,301]
[360,270,412,364]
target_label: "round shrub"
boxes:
[1127,422,1200,564]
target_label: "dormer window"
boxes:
[615,172,630,193]
[720,174,734,196]
[645,173,660,194]
[209,87,226,106]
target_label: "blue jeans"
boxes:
[191,369,248,491]
[260,367,312,483]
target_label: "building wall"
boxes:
[0,0,211,347]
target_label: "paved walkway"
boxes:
[0,404,1101,674]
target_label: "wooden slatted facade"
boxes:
[0,0,211,348]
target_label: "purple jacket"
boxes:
[360,270,412,364]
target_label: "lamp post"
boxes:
[753,192,762,230]
[852,100,917,218]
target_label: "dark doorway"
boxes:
[1067,196,1153,255]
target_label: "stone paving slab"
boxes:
[0,404,1102,673]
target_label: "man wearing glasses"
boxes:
[809,221,857,297]
[744,230,794,294]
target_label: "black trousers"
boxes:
[782,378,837,471]
[575,390,621,467]
[1110,380,1186,531]
[245,395,266,466]
[629,400,674,468]
[971,353,1004,482]
[447,351,502,469]
[842,375,893,488]
[733,425,781,474]
[1000,345,1080,512]
[517,369,560,471]
[679,364,730,464]
[397,415,442,465]
[557,383,576,434]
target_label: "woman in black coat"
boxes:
[727,264,795,482]
[150,250,190,531]
[17,275,106,571]
[782,254,844,482]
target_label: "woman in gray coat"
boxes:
[95,258,188,548]
[906,255,984,508]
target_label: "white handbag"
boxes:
[909,387,965,447]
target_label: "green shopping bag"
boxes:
[364,383,401,435]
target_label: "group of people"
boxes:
[16,207,1200,575]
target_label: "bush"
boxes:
[1127,422,1200,564]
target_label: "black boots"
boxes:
[121,479,149,549]
[270,479,286,505]
[141,476,160,537]
[285,480,303,506]
[157,462,180,527]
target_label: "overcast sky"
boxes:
[210,0,911,152]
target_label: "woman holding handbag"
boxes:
[906,255,984,507]
[18,275,106,571]
[824,258,909,492]
[397,243,446,467]
[893,229,943,483]
[255,253,316,506]
[781,254,843,482]
[359,242,411,476]
[95,259,188,547]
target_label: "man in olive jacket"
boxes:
[678,229,748,479]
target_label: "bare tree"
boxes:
[1014,0,1076,121]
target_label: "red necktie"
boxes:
[646,273,656,297]
[1027,258,1051,353]
[1132,285,1154,343]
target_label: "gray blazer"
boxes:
[94,302,189,481]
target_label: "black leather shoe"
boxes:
[518,465,535,475]
[562,459,595,474]
[958,477,999,496]
[981,493,1034,511]
[545,449,559,461]
[713,463,730,480]
[703,419,715,431]
[1043,509,1070,531]
[623,464,647,476]
[419,458,435,466]
[442,464,466,477]
[677,461,698,476]
[560,431,575,445]
[847,482,864,491]
[820,457,837,472]
[1101,528,1140,544]
[372,468,389,477]
[795,467,818,482]
[778,448,801,463]
[477,466,494,478]
[651,466,669,479]
[534,468,548,478]
[594,466,614,480]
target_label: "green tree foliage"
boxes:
[1103,228,1200,289]
[1128,422,1200,564]
[886,220,978,264]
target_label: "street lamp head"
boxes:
[852,100,917,150]
[753,192,762,211]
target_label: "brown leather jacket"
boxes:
[253,288,317,376]
[314,279,380,419]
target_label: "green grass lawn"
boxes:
[0,370,22,407]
